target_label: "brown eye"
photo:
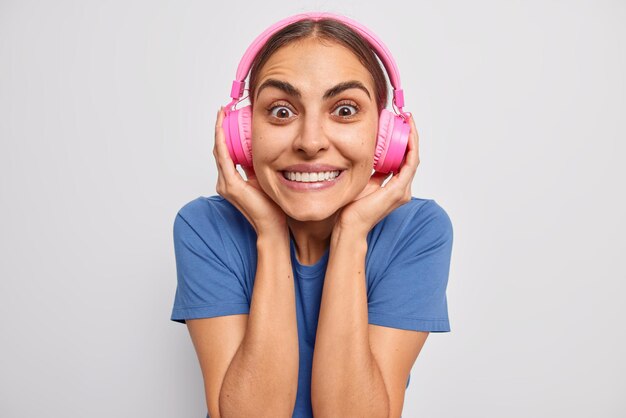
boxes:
[269,105,294,119]
[332,103,359,118]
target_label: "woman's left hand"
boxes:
[335,113,420,237]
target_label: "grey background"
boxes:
[1,0,624,417]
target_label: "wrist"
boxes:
[256,226,290,248]
[331,224,368,248]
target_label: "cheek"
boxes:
[339,125,377,165]
[250,123,281,162]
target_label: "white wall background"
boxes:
[1,0,624,417]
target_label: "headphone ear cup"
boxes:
[221,106,253,167]
[238,106,253,167]
[374,110,393,170]
[373,109,411,174]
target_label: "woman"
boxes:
[171,12,454,418]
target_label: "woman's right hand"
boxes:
[213,107,289,237]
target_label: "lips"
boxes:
[281,163,345,172]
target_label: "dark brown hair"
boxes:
[247,18,389,113]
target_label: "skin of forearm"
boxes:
[311,226,390,418]
[219,229,299,418]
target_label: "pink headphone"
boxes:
[222,12,411,174]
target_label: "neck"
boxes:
[287,212,339,266]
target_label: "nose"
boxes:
[292,111,330,157]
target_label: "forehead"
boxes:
[256,38,375,95]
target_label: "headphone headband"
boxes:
[228,12,406,111]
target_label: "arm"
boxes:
[203,106,298,417]
[311,114,425,417]
[310,226,390,418]
[219,229,299,418]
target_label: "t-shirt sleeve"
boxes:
[170,206,250,324]
[367,200,454,332]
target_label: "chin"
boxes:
[288,213,330,222]
[281,201,339,223]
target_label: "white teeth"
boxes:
[283,170,341,182]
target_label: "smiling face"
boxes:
[250,37,379,222]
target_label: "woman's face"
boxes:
[251,37,379,222]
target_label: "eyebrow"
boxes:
[255,78,372,102]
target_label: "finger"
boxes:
[349,173,409,227]
[214,107,229,160]
[405,114,420,170]
[213,107,222,155]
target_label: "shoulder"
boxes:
[173,195,254,244]
[367,197,453,266]
[408,198,453,241]
[176,195,242,223]
[374,197,453,241]
[175,195,250,229]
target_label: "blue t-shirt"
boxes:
[171,195,453,418]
